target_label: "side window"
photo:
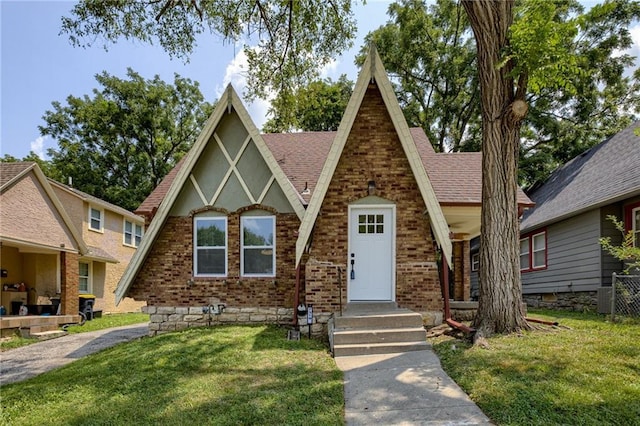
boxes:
[532,232,547,268]
[519,237,530,271]
[123,220,144,247]
[79,262,91,293]
[89,207,103,232]
[471,253,480,272]
[633,207,640,247]
[194,217,227,276]
[241,216,275,277]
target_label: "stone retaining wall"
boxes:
[143,305,296,336]
[523,291,598,312]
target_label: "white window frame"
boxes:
[471,253,480,272]
[520,237,530,271]
[241,216,276,277]
[194,217,227,277]
[89,206,104,232]
[123,219,144,248]
[79,261,92,294]
[531,231,547,269]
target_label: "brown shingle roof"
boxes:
[0,162,35,189]
[134,128,532,215]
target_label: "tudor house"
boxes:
[115,47,533,341]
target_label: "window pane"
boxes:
[359,225,366,234]
[124,233,132,245]
[520,254,530,270]
[359,215,366,224]
[79,263,89,276]
[124,221,132,233]
[243,248,274,274]
[533,234,545,251]
[243,218,273,246]
[197,248,225,274]
[197,219,226,247]
[533,251,545,268]
[79,277,88,293]
[376,225,384,233]
[376,214,383,224]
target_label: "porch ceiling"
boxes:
[441,205,481,239]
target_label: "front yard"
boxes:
[0,325,343,425]
[432,309,640,425]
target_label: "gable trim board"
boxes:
[115,85,305,304]
[294,45,452,267]
[0,163,88,256]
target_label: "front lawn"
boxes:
[0,325,343,425]
[432,309,640,425]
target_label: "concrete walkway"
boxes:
[336,350,493,425]
[0,323,148,386]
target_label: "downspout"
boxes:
[441,253,475,334]
[293,263,301,328]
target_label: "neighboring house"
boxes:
[0,162,145,320]
[115,47,532,335]
[516,122,640,312]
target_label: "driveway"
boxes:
[0,323,148,386]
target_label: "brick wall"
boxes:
[453,240,471,301]
[303,83,443,321]
[129,209,299,313]
[60,251,79,315]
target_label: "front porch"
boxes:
[0,314,80,339]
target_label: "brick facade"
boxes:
[302,83,443,324]
[128,207,300,332]
[453,240,471,301]
[60,251,79,315]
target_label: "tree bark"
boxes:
[461,0,531,338]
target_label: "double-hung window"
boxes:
[194,217,227,276]
[241,216,275,277]
[123,220,144,247]
[79,262,91,293]
[471,253,480,272]
[89,207,103,232]
[520,230,547,272]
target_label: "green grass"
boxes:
[0,313,148,351]
[432,309,640,425]
[0,325,344,425]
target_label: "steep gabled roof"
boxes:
[115,85,305,304]
[294,45,453,267]
[0,162,88,255]
[521,122,640,232]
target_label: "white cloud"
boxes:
[217,47,272,131]
[29,135,50,159]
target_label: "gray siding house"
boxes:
[519,122,640,312]
[470,122,640,311]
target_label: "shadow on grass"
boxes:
[0,325,343,426]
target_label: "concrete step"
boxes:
[30,330,67,341]
[334,311,424,329]
[28,324,60,333]
[333,326,427,345]
[333,340,431,357]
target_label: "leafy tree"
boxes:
[364,0,640,187]
[40,69,213,210]
[60,1,356,102]
[1,152,54,176]
[600,216,640,273]
[263,75,353,132]
[359,0,480,153]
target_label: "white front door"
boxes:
[348,206,395,301]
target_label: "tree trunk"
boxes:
[461,0,531,338]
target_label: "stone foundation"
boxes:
[523,291,598,312]
[143,305,295,336]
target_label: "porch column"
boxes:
[60,251,79,315]
[451,236,471,301]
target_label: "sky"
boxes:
[1,0,637,161]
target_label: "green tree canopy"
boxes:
[40,69,213,210]
[61,1,356,102]
[363,0,640,188]
[263,75,353,132]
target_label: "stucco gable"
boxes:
[115,85,305,304]
[294,45,452,267]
